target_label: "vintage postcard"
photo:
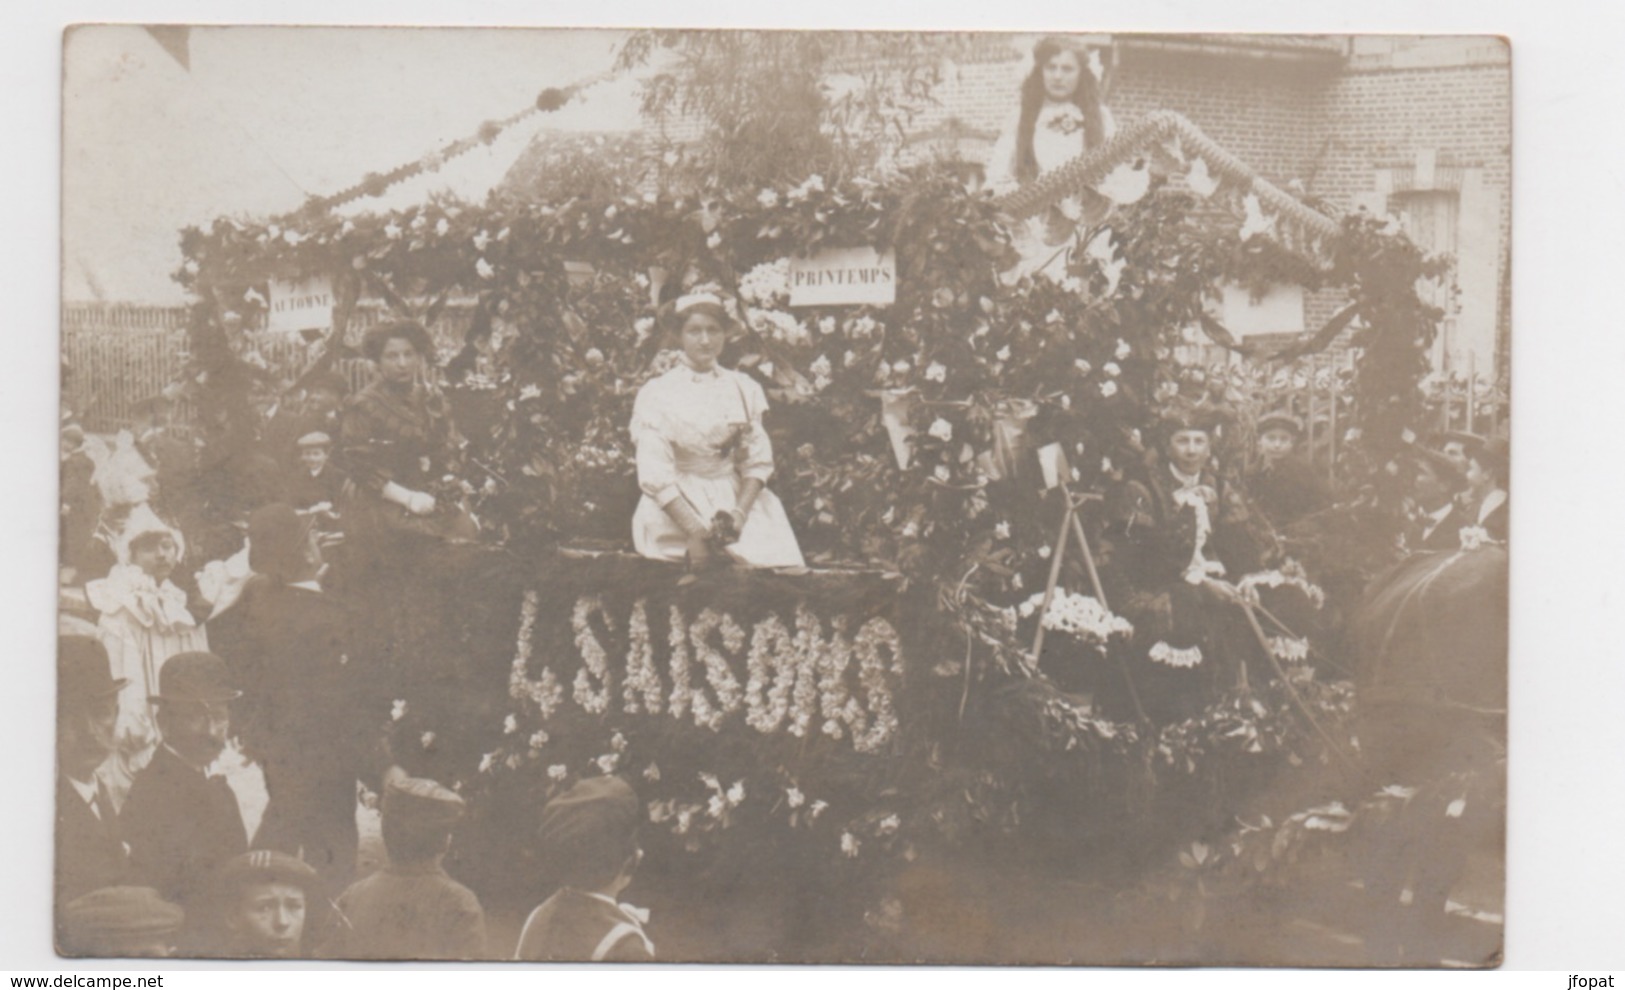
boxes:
[56,26,1508,964]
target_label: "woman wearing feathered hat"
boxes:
[629,290,805,571]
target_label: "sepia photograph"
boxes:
[49,22,1516,966]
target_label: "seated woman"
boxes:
[338,320,478,575]
[629,292,805,571]
[985,35,1116,278]
[1099,402,1276,721]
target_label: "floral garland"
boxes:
[1019,590,1134,648]
[571,597,614,715]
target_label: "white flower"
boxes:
[1074,359,1092,375]
[1100,380,1118,398]
[472,229,491,251]
[818,316,837,336]
[595,753,620,774]
[528,729,549,749]
[933,465,951,483]
[707,794,727,818]
[757,188,780,208]
[1101,457,1114,473]
[518,384,542,401]
[1045,309,1062,325]
[927,418,953,442]
[1148,642,1203,668]
[844,350,858,368]
[995,521,1011,540]
[1458,526,1491,552]
[634,316,655,342]
[925,362,947,383]
[610,731,628,752]
[476,258,495,280]
[479,752,498,774]
[786,787,806,809]
[497,226,510,241]
[1104,362,1121,377]
[547,763,568,781]
[841,831,861,857]
[391,699,408,721]
[420,731,435,749]
[435,217,450,237]
[503,714,518,735]
[727,780,746,806]
[643,762,661,781]
[707,232,723,249]
[1037,545,1052,560]
[810,800,829,820]
[996,345,1011,361]
[891,360,911,375]
[810,354,833,378]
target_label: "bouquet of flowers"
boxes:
[1018,590,1134,648]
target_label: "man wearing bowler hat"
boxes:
[56,636,130,914]
[329,775,486,959]
[514,775,654,962]
[121,651,248,915]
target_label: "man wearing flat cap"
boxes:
[514,776,654,962]
[59,886,184,958]
[121,651,248,919]
[226,503,376,893]
[329,775,486,959]
[56,636,130,913]
[209,850,321,958]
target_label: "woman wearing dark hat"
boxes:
[1245,410,1330,529]
[1462,436,1509,543]
[1098,401,1277,720]
[337,319,478,566]
[629,292,805,571]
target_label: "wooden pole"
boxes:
[1030,494,1075,663]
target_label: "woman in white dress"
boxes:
[629,293,806,571]
[985,36,1117,278]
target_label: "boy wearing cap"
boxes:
[286,432,346,514]
[329,776,486,959]
[56,636,130,911]
[210,850,320,958]
[1245,411,1329,529]
[59,886,184,958]
[514,776,654,962]
[121,652,248,917]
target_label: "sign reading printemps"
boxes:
[788,246,897,307]
[509,590,908,754]
[267,275,335,334]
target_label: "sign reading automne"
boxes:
[788,247,897,307]
[267,275,334,334]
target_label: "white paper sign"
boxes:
[267,275,335,334]
[1215,281,1305,339]
[789,247,897,307]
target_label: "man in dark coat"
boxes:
[122,652,248,915]
[56,636,129,919]
[329,776,486,959]
[233,503,378,892]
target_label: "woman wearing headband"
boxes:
[629,292,805,571]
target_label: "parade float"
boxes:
[168,74,1456,953]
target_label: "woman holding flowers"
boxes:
[629,292,805,571]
